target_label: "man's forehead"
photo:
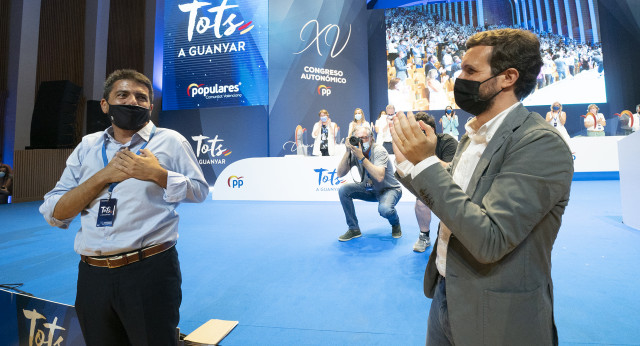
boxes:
[355,128,368,136]
[462,45,492,67]
[111,79,149,95]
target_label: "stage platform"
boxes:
[212,136,624,202]
[1,180,639,345]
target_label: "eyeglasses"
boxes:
[358,136,370,140]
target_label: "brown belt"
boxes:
[81,241,176,269]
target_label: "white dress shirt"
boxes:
[40,122,209,256]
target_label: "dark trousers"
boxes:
[427,275,453,345]
[75,246,182,346]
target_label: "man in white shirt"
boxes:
[391,29,573,345]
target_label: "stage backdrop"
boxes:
[157,0,637,185]
[159,0,372,184]
[160,0,270,184]
[162,0,268,110]
[267,0,371,157]
[160,106,268,183]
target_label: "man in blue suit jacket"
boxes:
[394,50,408,81]
[392,29,573,345]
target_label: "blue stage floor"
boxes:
[1,180,639,345]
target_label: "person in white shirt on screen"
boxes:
[426,68,449,110]
[584,103,606,136]
[388,77,412,112]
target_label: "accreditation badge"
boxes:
[365,179,374,192]
[96,199,117,227]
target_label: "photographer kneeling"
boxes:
[336,126,403,241]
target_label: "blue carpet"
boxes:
[0,180,639,345]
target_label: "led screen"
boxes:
[384,2,606,111]
[163,0,268,110]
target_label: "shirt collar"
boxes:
[464,102,520,144]
[104,121,155,145]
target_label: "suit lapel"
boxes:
[464,104,530,195]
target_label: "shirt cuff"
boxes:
[410,155,440,180]
[163,170,188,203]
[39,195,74,229]
[394,159,414,178]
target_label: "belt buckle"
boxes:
[106,255,124,269]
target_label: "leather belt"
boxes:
[81,241,175,269]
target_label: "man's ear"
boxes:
[100,99,109,114]
[501,67,519,89]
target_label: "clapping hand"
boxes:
[390,111,436,165]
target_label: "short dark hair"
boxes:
[103,69,154,102]
[466,28,542,100]
[415,112,436,131]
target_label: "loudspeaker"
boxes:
[86,100,111,134]
[29,80,82,149]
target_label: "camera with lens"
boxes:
[349,136,362,147]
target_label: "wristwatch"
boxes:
[359,157,365,164]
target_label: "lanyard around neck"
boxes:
[102,125,156,195]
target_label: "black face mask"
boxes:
[108,104,150,131]
[453,74,503,116]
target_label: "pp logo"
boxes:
[317,85,331,96]
[228,176,244,188]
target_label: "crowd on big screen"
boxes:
[384,7,605,112]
